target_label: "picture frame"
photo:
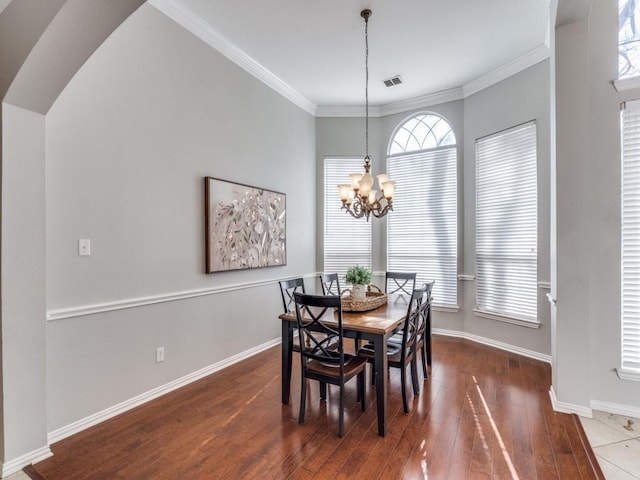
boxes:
[205,177,286,273]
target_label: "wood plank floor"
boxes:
[27,336,603,479]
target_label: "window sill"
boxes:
[433,305,460,313]
[473,309,541,329]
[614,76,640,92]
[616,368,640,382]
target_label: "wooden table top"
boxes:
[279,299,409,335]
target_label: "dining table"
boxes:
[279,298,410,437]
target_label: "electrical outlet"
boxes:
[155,346,165,363]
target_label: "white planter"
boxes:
[352,284,367,301]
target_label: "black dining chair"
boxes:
[293,292,367,437]
[385,271,417,296]
[319,273,342,296]
[358,287,424,414]
[279,278,306,353]
[417,281,435,375]
[389,281,435,379]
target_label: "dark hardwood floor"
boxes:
[27,336,603,479]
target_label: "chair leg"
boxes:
[358,371,366,411]
[427,318,432,365]
[338,385,345,437]
[320,381,327,400]
[400,365,409,414]
[370,362,376,386]
[421,342,428,378]
[411,357,420,396]
[299,376,307,424]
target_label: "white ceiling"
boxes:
[161,0,551,111]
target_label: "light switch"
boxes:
[78,238,91,256]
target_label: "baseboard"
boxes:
[48,337,280,444]
[591,399,640,419]
[1,445,52,477]
[433,328,552,364]
[549,386,594,417]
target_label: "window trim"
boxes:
[386,112,458,308]
[322,156,372,279]
[474,121,539,326]
[620,100,640,379]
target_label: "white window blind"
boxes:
[387,148,458,307]
[475,122,538,322]
[324,158,372,280]
[621,102,640,372]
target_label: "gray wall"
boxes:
[463,61,552,356]
[1,0,639,471]
[553,0,640,410]
[316,63,550,354]
[44,5,316,431]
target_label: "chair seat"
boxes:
[387,332,403,345]
[358,341,402,362]
[307,354,367,378]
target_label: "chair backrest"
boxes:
[319,273,341,296]
[279,278,306,313]
[399,287,425,360]
[385,271,417,295]
[293,292,344,372]
[417,281,435,341]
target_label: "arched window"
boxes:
[389,113,456,155]
[387,113,458,307]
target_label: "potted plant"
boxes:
[345,265,372,301]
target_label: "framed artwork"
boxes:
[205,177,286,273]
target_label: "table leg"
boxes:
[374,334,388,437]
[282,321,293,404]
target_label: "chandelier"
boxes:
[338,9,395,221]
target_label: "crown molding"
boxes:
[379,88,464,116]
[149,1,548,118]
[148,0,317,115]
[315,104,383,118]
[316,88,464,118]
[0,0,11,16]
[463,44,550,97]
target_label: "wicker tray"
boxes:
[341,285,388,312]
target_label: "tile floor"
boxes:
[5,472,28,480]
[3,411,638,479]
[580,411,640,479]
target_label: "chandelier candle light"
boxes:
[338,9,395,221]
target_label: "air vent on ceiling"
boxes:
[383,75,403,87]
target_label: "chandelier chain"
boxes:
[337,9,394,221]
[365,12,369,160]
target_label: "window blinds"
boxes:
[323,158,372,280]
[621,102,640,372]
[387,148,458,307]
[475,122,538,322]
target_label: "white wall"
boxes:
[44,5,316,432]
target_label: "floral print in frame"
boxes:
[205,177,286,273]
